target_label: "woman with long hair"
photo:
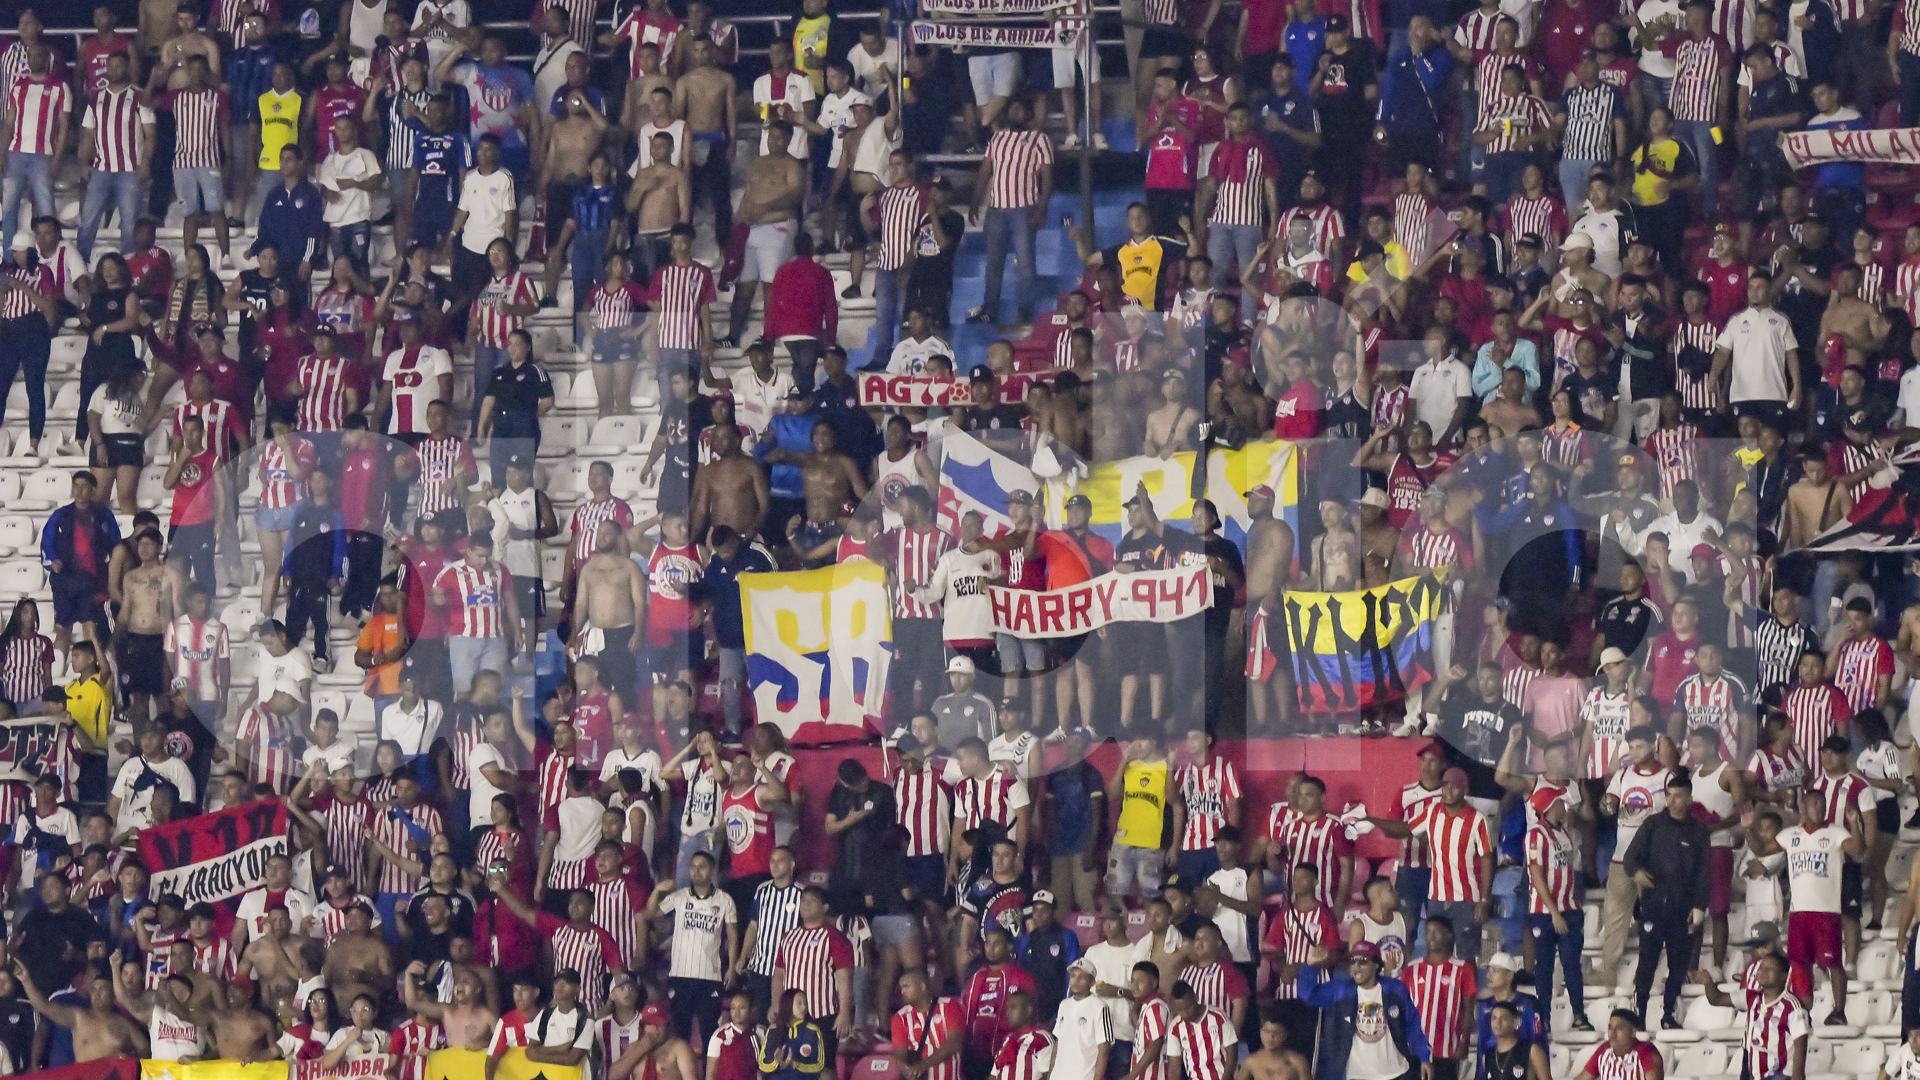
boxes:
[0,238,60,455]
[257,278,319,411]
[759,990,825,1080]
[359,739,408,804]
[465,237,540,413]
[157,244,222,368]
[584,249,647,418]
[1184,45,1235,172]
[312,254,379,365]
[474,792,533,897]
[1626,107,1699,281]
[88,354,148,513]
[0,598,52,715]
[1855,709,1904,930]
[77,253,148,446]
[280,987,341,1060]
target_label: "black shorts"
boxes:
[835,182,872,247]
[647,630,701,679]
[1139,25,1190,59]
[1107,621,1164,672]
[100,433,144,469]
[117,632,167,695]
[1053,632,1092,666]
[411,198,456,245]
[512,571,546,619]
[545,179,582,238]
[1842,861,1864,918]
[1877,797,1899,835]
[52,574,107,631]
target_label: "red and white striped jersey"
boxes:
[985,128,1054,209]
[1260,902,1337,1001]
[1453,10,1502,59]
[1275,204,1344,258]
[1262,807,1350,908]
[1664,34,1729,124]
[1832,634,1893,713]
[409,434,475,518]
[567,497,635,564]
[1399,526,1471,571]
[257,436,315,510]
[775,923,855,1015]
[587,875,647,968]
[1388,780,1444,868]
[1643,421,1704,498]
[993,1028,1057,1080]
[0,632,50,708]
[156,615,221,705]
[1479,91,1552,153]
[313,895,379,944]
[314,792,369,888]
[1857,261,1889,308]
[161,86,229,168]
[1580,1040,1662,1080]
[1474,51,1535,113]
[1128,996,1172,1080]
[7,77,68,154]
[1747,745,1809,800]
[295,353,355,431]
[1165,1007,1235,1080]
[1176,757,1242,851]
[1743,992,1810,1080]
[1581,687,1633,778]
[473,829,521,882]
[587,279,647,331]
[537,746,577,815]
[540,912,623,1011]
[1712,0,1757,54]
[1204,138,1274,227]
[1783,682,1849,765]
[612,9,680,78]
[1897,258,1920,324]
[1808,769,1875,828]
[469,272,539,348]
[596,1013,644,1080]
[370,801,442,896]
[389,1019,446,1080]
[1393,192,1434,267]
[1178,960,1249,1016]
[235,704,294,793]
[894,768,951,858]
[1403,957,1476,1059]
[434,559,512,638]
[1673,673,1746,763]
[1503,662,1540,707]
[1407,801,1493,902]
[892,1000,964,1080]
[1524,820,1582,913]
[954,767,1030,832]
[173,398,244,462]
[881,525,956,620]
[192,937,237,979]
[875,183,927,272]
[1371,385,1409,450]
[646,262,717,351]
[1503,192,1566,251]
[0,262,52,320]
[143,925,187,988]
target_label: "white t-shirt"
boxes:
[1780,823,1851,914]
[379,697,444,759]
[150,1004,203,1060]
[302,739,356,774]
[1409,357,1473,436]
[635,118,687,171]
[1604,763,1672,864]
[1633,0,1682,76]
[819,88,860,168]
[682,758,723,832]
[1644,512,1724,584]
[234,885,318,942]
[1346,983,1411,1080]
[89,386,146,435]
[1859,742,1902,802]
[530,1005,597,1051]
[1207,867,1253,962]
[11,806,79,890]
[988,730,1040,782]
[1353,911,1410,977]
[733,369,795,437]
[381,345,455,436]
[887,335,953,376]
[601,747,665,791]
[110,755,197,834]
[551,794,604,865]
[659,886,738,981]
[468,742,512,823]
[847,40,902,100]
[1884,1043,1920,1080]
[1895,366,1920,429]
[1500,0,1541,45]
[317,147,382,225]
[753,70,816,156]
[532,39,582,119]
[1717,308,1799,404]
[457,168,517,254]
[918,546,1004,644]
[256,647,313,705]
[1081,941,1138,1039]
[324,1027,389,1063]
[1051,994,1114,1080]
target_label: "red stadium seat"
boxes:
[852,1055,899,1080]
[1068,912,1101,949]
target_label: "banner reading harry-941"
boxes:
[1282,576,1445,712]
[740,562,893,746]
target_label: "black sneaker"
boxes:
[1660,1016,1681,1030]
[1569,1015,1594,1033]
[226,216,245,229]
[539,297,558,308]
[966,307,993,324]
[841,284,861,299]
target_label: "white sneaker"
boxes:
[1091,133,1110,149]
[1061,134,1082,149]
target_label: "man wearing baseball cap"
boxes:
[1035,492,1114,727]
[523,967,596,1067]
[1052,957,1114,1080]
[932,655,997,750]
[1296,938,1430,1080]
[1014,891,1078,1020]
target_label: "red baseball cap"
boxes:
[641,1003,670,1027]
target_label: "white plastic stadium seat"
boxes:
[565,370,600,413]
[0,560,44,599]
[1827,1039,1883,1080]
[0,472,21,510]
[0,515,33,557]
[1653,997,1701,1043]
[135,466,170,509]
[1865,990,1900,1037]
[49,333,86,371]
[581,416,648,456]
[311,689,348,727]
[537,415,580,458]
[1668,1042,1726,1078]
[1860,941,1899,988]
[1801,1039,1837,1080]
[1681,1002,1734,1036]
[18,469,67,510]
[48,381,82,420]
[541,546,566,586]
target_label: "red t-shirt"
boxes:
[1699,258,1749,327]
[1645,630,1701,705]
[338,444,389,532]
[312,83,366,156]
[79,34,130,97]
[1272,380,1323,440]
[1143,97,1203,191]
[126,246,173,302]
[1242,0,1289,55]
[169,449,220,527]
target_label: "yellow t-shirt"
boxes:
[1115,758,1170,849]
[258,89,303,170]
[64,674,112,751]
[794,15,832,94]
[1347,239,1412,283]
[1630,138,1685,208]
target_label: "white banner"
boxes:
[989,564,1213,638]
[921,0,1079,12]
[741,562,894,742]
[1780,127,1920,170]
[909,22,1081,48]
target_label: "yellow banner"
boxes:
[739,561,893,740]
[1042,440,1299,549]
[1282,576,1444,711]
[422,1048,585,1080]
[134,1050,578,1080]
[141,1063,288,1080]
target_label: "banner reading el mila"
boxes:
[1283,576,1444,712]
[740,561,894,745]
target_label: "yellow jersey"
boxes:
[793,15,831,94]
[258,89,302,170]
[1114,758,1170,849]
[64,674,112,751]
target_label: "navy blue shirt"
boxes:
[570,183,620,232]
[406,119,470,205]
[1048,760,1102,856]
[227,45,278,124]
[256,180,327,265]
[703,542,775,647]
[1379,44,1452,132]
[1255,86,1318,174]
[548,83,607,118]
[1745,72,1806,161]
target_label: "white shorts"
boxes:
[968,52,1021,103]
[738,221,795,283]
[1051,38,1093,88]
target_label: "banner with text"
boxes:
[0,715,72,783]
[908,22,1080,47]
[921,0,1079,12]
[741,562,893,744]
[1282,576,1444,711]
[857,373,1037,408]
[989,564,1213,638]
[1043,441,1300,555]
[1781,127,1920,170]
[138,800,290,905]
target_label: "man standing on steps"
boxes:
[77,50,153,263]
[967,99,1053,330]
[673,38,736,250]
[725,117,804,349]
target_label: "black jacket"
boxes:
[1621,809,1712,917]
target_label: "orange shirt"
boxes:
[356,613,405,695]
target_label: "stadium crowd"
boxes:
[7,0,1920,1077]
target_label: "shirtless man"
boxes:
[114,529,179,728]
[238,907,311,1012]
[1208,361,1271,443]
[402,960,499,1050]
[769,422,871,535]
[539,89,608,231]
[205,980,280,1063]
[147,5,220,93]
[1818,263,1886,372]
[1046,374,1092,462]
[1236,1010,1310,1080]
[573,519,649,695]
[621,45,676,138]
[610,1001,699,1080]
[1242,483,1295,730]
[1142,369,1201,457]
[690,423,769,543]
[1783,449,1855,551]
[1553,236,1612,316]
[156,940,224,1013]
[726,117,806,344]
[673,39,736,241]
[1482,367,1544,437]
[320,905,393,1009]
[15,960,150,1061]
[628,132,693,248]
[112,961,207,1062]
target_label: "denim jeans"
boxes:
[1673,118,1718,217]
[982,205,1037,322]
[1492,864,1527,955]
[0,312,51,441]
[569,226,610,346]
[78,169,143,262]
[244,167,280,227]
[331,221,372,271]
[1207,223,1263,320]
[785,337,824,392]
[1901,51,1920,126]
[2,151,51,248]
[871,263,909,360]
[1808,558,1842,638]
[472,345,508,420]
[1559,159,1604,212]
[1529,911,1585,1014]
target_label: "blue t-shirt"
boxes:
[1049,760,1101,856]
[1807,106,1868,190]
[549,83,607,117]
[1284,18,1326,94]
[407,119,472,204]
[571,183,620,232]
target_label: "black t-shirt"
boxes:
[909,209,966,291]
[16,905,100,995]
[1594,594,1664,660]
[961,403,1024,433]
[826,781,898,884]
[1313,43,1378,132]
[483,360,555,423]
[234,269,281,329]
[1166,529,1244,626]
[409,927,455,970]
[405,886,477,940]
[1436,690,1521,770]
[164,706,217,796]
[1559,366,1617,425]
[902,60,959,156]
[1114,530,1175,573]
[86,287,134,343]
[0,997,31,1070]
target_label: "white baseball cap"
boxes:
[946,656,976,675]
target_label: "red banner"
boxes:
[34,1058,140,1080]
[138,799,291,906]
[856,373,1039,407]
